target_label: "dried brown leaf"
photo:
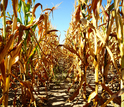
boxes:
[0,33,15,63]
[47,29,58,34]
[106,46,119,73]
[58,44,83,61]
[75,4,80,24]
[20,14,44,30]
[12,16,17,33]
[32,3,42,17]
[0,60,5,81]
[43,8,52,12]
[44,14,48,35]
[10,41,22,65]
[43,2,62,14]
[101,97,114,107]
[88,91,97,103]
[0,96,3,105]
[83,103,90,107]
[0,0,8,16]
[100,5,109,21]
[12,0,18,17]
[27,0,31,4]
[6,20,12,25]
[101,88,124,107]
[91,0,98,13]
[20,81,28,88]
[0,75,2,82]
[101,82,113,95]
[13,89,17,107]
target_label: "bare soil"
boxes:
[37,73,85,107]
[0,68,121,107]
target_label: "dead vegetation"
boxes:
[0,0,124,107]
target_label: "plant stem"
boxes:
[2,0,6,39]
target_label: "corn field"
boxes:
[0,0,124,107]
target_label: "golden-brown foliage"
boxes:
[61,0,124,106]
[0,0,60,106]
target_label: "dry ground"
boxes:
[0,68,120,107]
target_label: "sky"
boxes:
[3,0,110,44]
[3,0,75,44]
[35,0,75,44]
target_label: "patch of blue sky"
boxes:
[0,0,117,44]
[34,0,75,44]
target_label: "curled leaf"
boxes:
[47,29,58,34]
[32,3,42,17]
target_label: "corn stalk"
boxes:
[121,0,124,106]
[114,0,124,106]
[3,56,11,107]
[2,0,6,39]
[92,0,101,106]
[1,0,7,106]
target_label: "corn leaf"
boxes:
[0,60,5,82]
[0,96,3,105]
[0,0,8,16]
[0,33,15,63]
[12,0,18,17]
[88,91,97,103]
[32,3,42,17]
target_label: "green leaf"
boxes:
[29,45,38,59]
[33,0,35,6]
[18,0,22,12]
[31,24,37,31]
[108,3,114,11]
[25,4,30,12]
[17,17,22,24]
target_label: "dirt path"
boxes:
[0,58,120,107]
[36,69,120,107]
[0,70,120,107]
[37,73,85,107]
